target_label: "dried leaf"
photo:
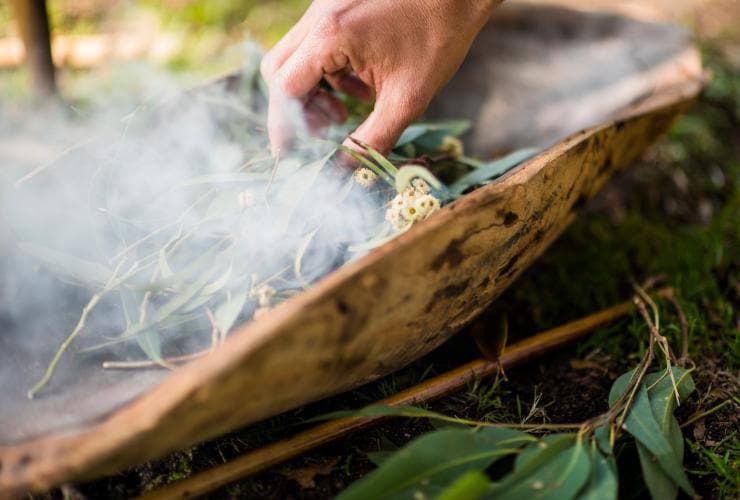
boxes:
[284,458,339,489]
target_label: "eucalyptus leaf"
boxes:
[118,271,214,341]
[395,120,471,148]
[119,288,167,366]
[635,369,694,500]
[135,327,165,365]
[213,291,248,341]
[337,427,528,500]
[619,384,695,496]
[337,145,394,186]
[448,148,538,198]
[362,143,399,176]
[294,229,319,289]
[18,242,111,287]
[575,441,617,500]
[366,451,395,467]
[436,471,490,500]
[201,263,233,296]
[488,435,591,500]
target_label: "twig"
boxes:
[14,137,96,187]
[139,292,661,500]
[205,307,219,350]
[664,289,690,365]
[680,399,735,429]
[27,260,137,399]
[102,351,209,370]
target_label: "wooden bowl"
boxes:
[0,3,703,496]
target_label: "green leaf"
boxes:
[118,271,215,342]
[201,263,233,296]
[488,434,591,500]
[620,384,695,497]
[337,145,394,186]
[135,327,164,363]
[336,427,528,500]
[294,229,318,289]
[395,120,471,149]
[366,451,395,467]
[576,440,617,500]
[436,471,491,500]
[362,143,399,176]
[607,369,636,408]
[636,441,678,500]
[119,288,166,365]
[644,368,695,433]
[635,369,694,500]
[213,291,248,341]
[18,242,112,287]
[448,148,538,198]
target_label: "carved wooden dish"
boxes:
[0,3,703,496]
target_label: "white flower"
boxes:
[414,194,440,218]
[352,167,378,187]
[411,178,431,194]
[251,284,276,308]
[385,188,441,230]
[439,135,464,158]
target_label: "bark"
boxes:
[10,0,57,99]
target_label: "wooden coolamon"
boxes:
[9,0,57,98]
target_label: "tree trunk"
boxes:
[10,0,57,99]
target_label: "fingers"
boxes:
[343,88,426,155]
[260,2,321,81]
[266,38,349,155]
[324,71,374,101]
[304,88,348,135]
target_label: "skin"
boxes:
[261,0,502,156]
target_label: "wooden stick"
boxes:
[9,0,56,99]
[141,290,668,500]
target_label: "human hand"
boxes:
[261,0,500,156]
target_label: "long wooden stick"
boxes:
[141,291,667,500]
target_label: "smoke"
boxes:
[0,45,383,442]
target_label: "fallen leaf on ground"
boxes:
[283,458,339,489]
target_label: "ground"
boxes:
[5,1,738,499]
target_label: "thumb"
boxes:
[343,89,426,155]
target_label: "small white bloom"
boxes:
[385,189,441,230]
[439,135,464,158]
[251,284,276,308]
[413,194,440,218]
[352,167,378,188]
[411,177,431,194]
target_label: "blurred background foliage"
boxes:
[0,0,311,100]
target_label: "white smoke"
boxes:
[0,46,383,441]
